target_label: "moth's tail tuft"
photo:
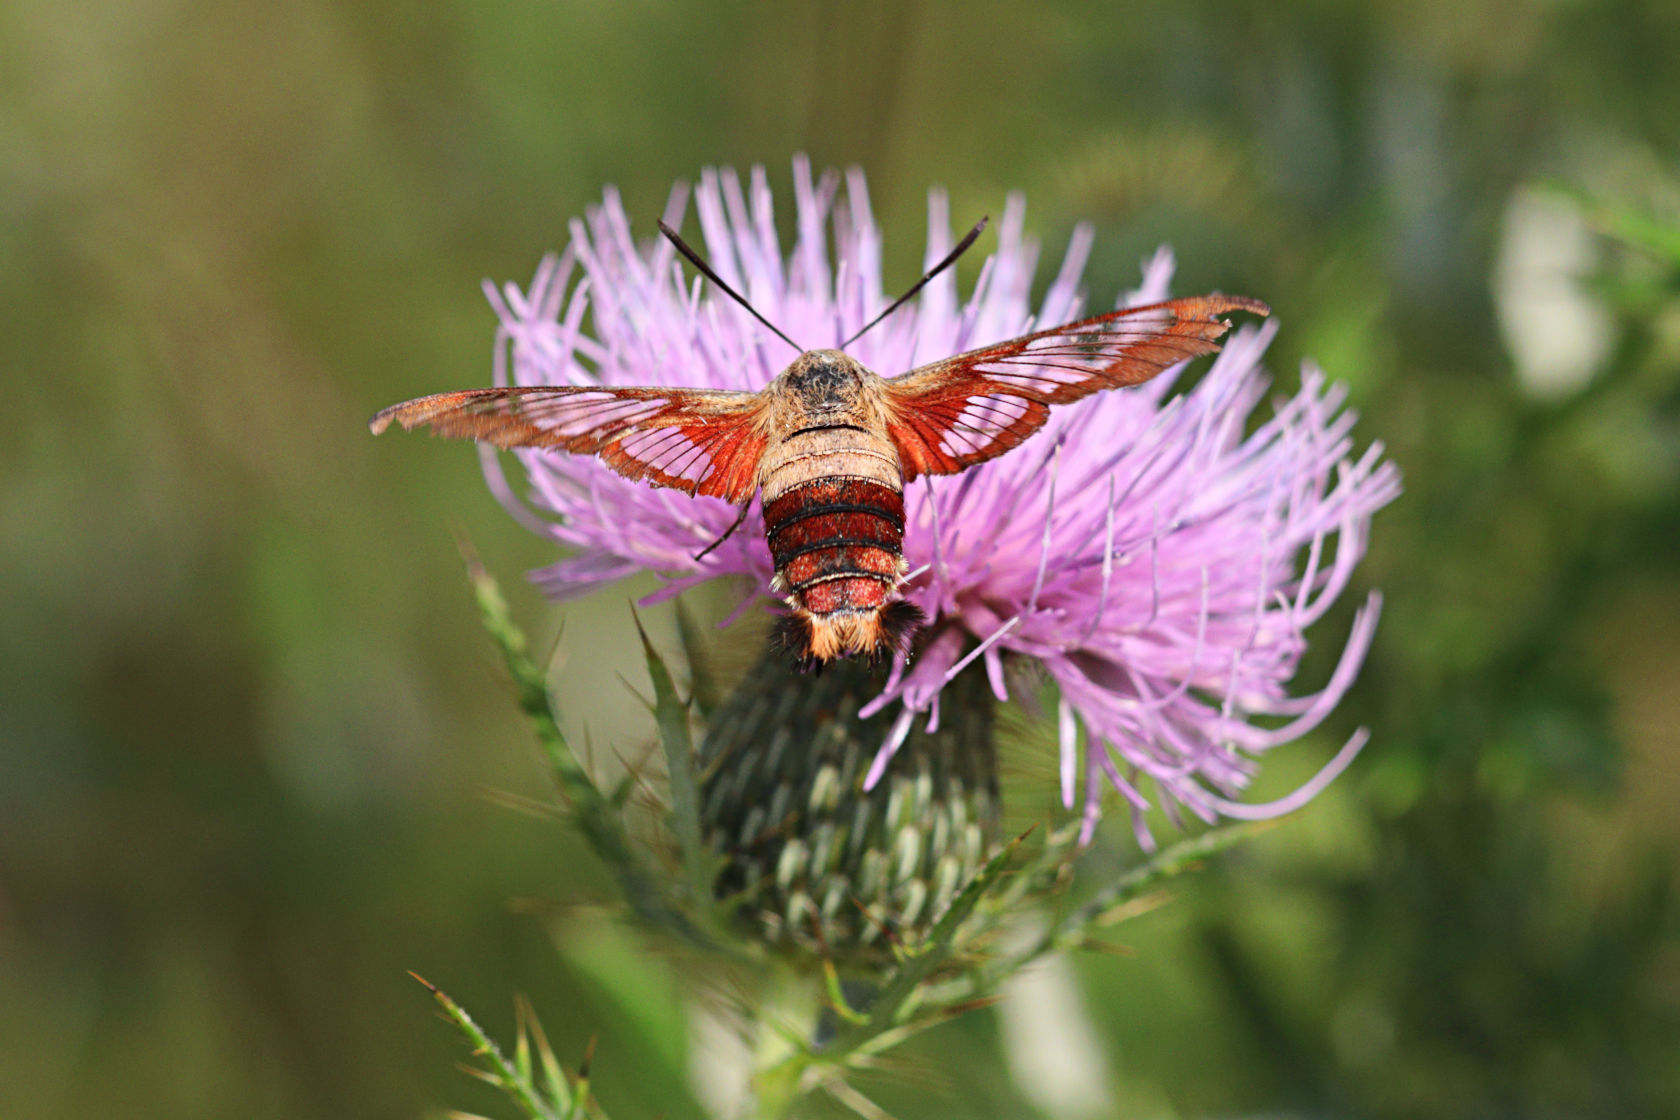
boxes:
[777,602,924,671]
[773,611,824,675]
[875,599,926,660]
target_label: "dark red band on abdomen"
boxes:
[765,478,904,608]
[799,576,889,614]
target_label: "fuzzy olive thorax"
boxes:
[778,349,869,414]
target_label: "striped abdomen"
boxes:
[761,426,922,665]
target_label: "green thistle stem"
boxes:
[748,962,822,1119]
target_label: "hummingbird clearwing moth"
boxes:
[371,218,1268,669]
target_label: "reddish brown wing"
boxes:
[369,385,769,502]
[881,294,1269,480]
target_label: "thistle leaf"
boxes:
[675,601,721,718]
[465,556,702,943]
[633,609,714,914]
[410,972,564,1120]
[1546,180,1680,265]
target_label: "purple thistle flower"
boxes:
[480,158,1401,845]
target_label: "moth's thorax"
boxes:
[757,349,899,501]
[775,349,872,418]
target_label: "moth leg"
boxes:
[693,498,753,562]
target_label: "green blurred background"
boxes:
[5,0,1679,1116]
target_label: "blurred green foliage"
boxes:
[3,0,1678,1116]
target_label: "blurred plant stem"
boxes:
[748,963,822,1120]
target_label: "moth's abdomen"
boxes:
[766,477,904,592]
[764,476,917,663]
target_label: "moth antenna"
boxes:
[841,216,989,348]
[657,219,803,354]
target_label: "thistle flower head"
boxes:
[483,158,1401,845]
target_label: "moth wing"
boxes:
[370,385,770,502]
[881,294,1268,480]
